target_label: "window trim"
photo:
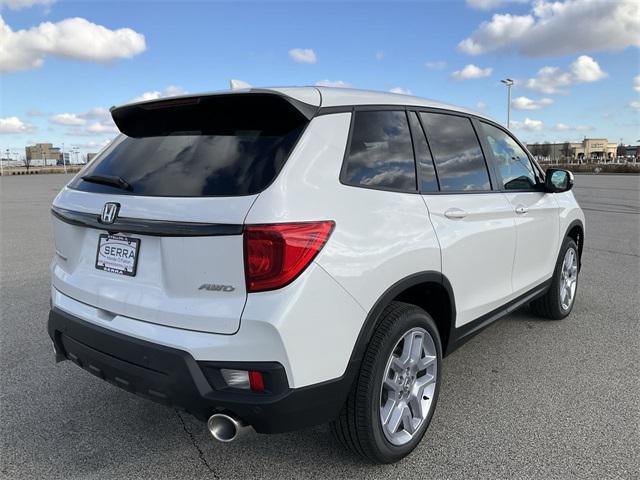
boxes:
[338,107,421,195]
[408,111,441,193]
[477,119,545,193]
[414,109,496,195]
[336,104,544,196]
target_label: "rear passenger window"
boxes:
[480,122,538,190]
[343,111,416,191]
[408,112,439,192]
[419,112,491,192]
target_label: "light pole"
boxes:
[501,78,514,129]
[61,142,67,174]
[2,148,8,176]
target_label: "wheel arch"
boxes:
[564,219,585,268]
[348,272,457,367]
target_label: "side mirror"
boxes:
[545,168,574,193]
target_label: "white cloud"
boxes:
[389,87,412,95]
[73,139,110,150]
[50,107,112,127]
[476,101,488,110]
[375,50,384,61]
[25,108,45,117]
[315,79,351,88]
[630,100,640,110]
[633,74,640,93]
[466,0,529,10]
[451,64,493,80]
[553,122,594,131]
[570,55,607,82]
[79,107,110,120]
[512,96,554,110]
[85,121,118,134]
[0,16,146,73]
[0,116,36,134]
[512,117,544,130]
[288,48,317,64]
[131,85,187,102]
[525,55,607,94]
[50,113,86,126]
[458,13,535,55]
[0,0,54,10]
[425,61,447,70]
[459,0,640,57]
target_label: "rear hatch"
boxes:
[51,92,314,334]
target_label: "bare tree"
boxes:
[540,142,551,158]
[23,155,32,171]
[529,144,541,157]
[616,144,627,158]
[561,142,571,162]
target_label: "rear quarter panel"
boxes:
[244,113,442,384]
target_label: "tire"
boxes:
[530,237,579,320]
[330,301,442,463]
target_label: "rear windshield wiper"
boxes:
[82,174,132,192]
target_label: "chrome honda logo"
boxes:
[101,202,120,224]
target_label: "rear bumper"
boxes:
[48,307,354,434]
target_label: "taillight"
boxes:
[243,221,335,293]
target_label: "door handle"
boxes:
[515,205,529,215]
[444,208,468,220]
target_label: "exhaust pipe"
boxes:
[207,413,250,443]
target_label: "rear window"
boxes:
[69,94,308,197]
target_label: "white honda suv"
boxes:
[49,87,584,463]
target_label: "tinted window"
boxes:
[419,112,491,192]
[68,95,307,197]
[481,122,537,190]
[408,112,439,192]
[343,111,416,191]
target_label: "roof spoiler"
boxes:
[110,90,319,138]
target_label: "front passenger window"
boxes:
[480,122,537,190]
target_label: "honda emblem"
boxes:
[101,202,120,224]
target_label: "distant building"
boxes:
[25,143,62,165]
[86,152,98,163]
[527,138,618,163]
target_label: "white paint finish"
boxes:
[50,217,247,334]
[266,86,321,106]
[423,193,517,326]
[314,86,487,118]
[51,183,258,334]
[53,186,258,223]
[241,263,366,387]
[555,190,586,239]
[52,286,290,378]
[52,260,365,388]
[504,191,560,294]
[245,113,442,314]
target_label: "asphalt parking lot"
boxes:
[1,173,638,479]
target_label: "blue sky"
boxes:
[1,0,639,159]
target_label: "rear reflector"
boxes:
[248,371,265,392]
[244,221,335,293]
